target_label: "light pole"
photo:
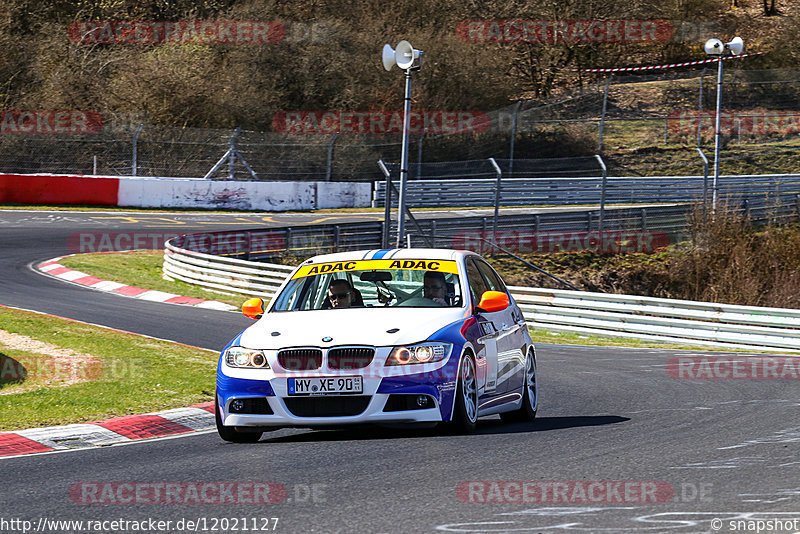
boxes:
[704,36,743,213]
[383,40,423,247]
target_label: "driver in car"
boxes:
[423,271,448,306]
[327,279,355,308]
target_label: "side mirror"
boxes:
[476,291,509,313]
[242,298,265,319]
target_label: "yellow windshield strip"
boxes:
[291,259,459,279]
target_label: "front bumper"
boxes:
[217,358,459,428]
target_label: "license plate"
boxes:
[287,376,363,396]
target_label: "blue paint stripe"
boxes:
[371,249,393,259]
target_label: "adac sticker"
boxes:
[291,259,459,279]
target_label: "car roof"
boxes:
[300,248,471,265]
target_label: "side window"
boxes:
[476,260,508,294]
[465,259,489,305]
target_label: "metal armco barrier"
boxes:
[512,287,800,353]
[372,173,800,209]
[165,227,800,353]
[163,244,295,298]
[162,206,692,262]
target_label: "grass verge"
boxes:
[59,250,247,307]
[525,327,750,352]
[0,306,217,431]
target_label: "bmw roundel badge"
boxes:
[322,336,333,342]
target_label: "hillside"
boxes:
[0,1,798,178]
[1,0,797,130]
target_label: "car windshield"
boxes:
[270,259,463,311]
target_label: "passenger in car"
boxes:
[423,271,448,306]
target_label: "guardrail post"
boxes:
[481,217,488,253]
[594,155,607,236]
[431,219,437,247]
[489,157,502,244]
[285,227,292,254]
[326,132,339,181]
[742,198,750,219]
[598,73,613,152]
[795,194,800,221]
[333,225,340,253]
[378,159,392,248]
[737,117,742,144]
[697,67,706,147]
[586,211,593,231]
[132,123,143,176]
[416,131,425,179]
[641,208,648,233]
[697,148,709,223]
[245,231,252,261]
[509,101,522,175]
[228,128,239,180]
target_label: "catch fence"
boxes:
[2,69,799,181]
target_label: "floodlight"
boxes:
[382,44,396,71]
[704,38,723,55]
[381,40,422,71]
[395,40,417,69]
[380,40,425,246]
[727,36,744,55]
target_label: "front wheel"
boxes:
[451,353,478,433]
[215,393,263,443]
[500,348,538,423]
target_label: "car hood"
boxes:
[239,307,468,349]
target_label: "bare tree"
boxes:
[763,0,779,15]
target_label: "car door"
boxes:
[474,259,525,394]
[465,258,507,400]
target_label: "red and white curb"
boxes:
[36,255,236,311]
[0,403,215,457]
[2,257,235,457]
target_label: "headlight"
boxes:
[385,342,452,366]
[224,347,270,369]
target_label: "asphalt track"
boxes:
[0,209,798,534]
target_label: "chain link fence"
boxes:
[1,68,798,181]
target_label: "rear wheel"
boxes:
[215,393,263,443]
[500,348,538,423]
[451,353,478,433]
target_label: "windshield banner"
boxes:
[291,259,459,279]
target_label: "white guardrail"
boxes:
[164,241,800,353]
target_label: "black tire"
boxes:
[451,352,478,433]
[215,394,263,443]
[500,348,538,423]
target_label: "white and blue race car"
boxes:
[215,248,537,442]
